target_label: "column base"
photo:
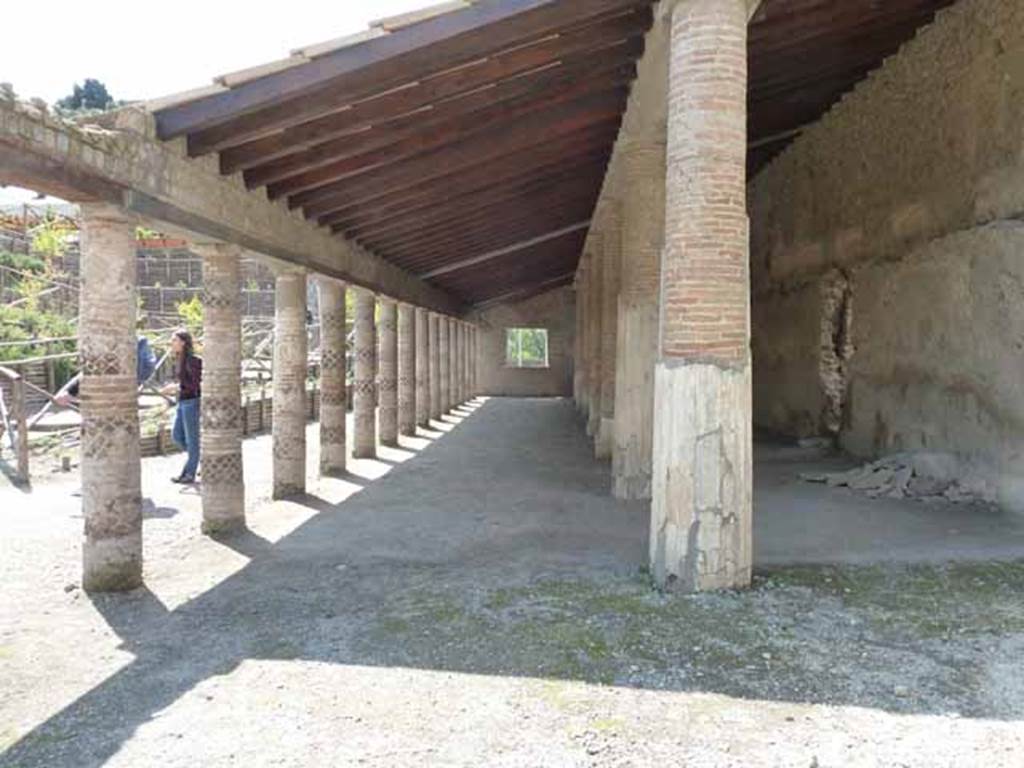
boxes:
[272,480,305,500]
[612,472,651,501]
[201,516,247,536]
[83,534,142,592]
[595,417,614,459]
[649,360,752,592]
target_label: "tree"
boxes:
[56,79,115,112]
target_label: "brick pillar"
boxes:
[398,303,416,436]
[650,0,752,591]
[198,243,245,532]
[378,299,398,446]
[573,277,584,410]
[79,203,142,592]
[415,308,430,427]
[596,199,622,459]
[353,289,377,458]
[470,326,477,398]
[586,233,604,438]
[449,318,459,410]
[317,277,347,475]
[272,268,307,498]
[613,12,668,500]
[439,316,450,413]
[429,313,441,420]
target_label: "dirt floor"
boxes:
[2,398,1023,767]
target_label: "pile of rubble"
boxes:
[800,454,989,504]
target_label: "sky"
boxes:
[0,0,438,204]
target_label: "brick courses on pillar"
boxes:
[449,319,459,409]
[650,0,752,592]
[272,268,308,498]
[429,313,441,420]
[415,308,430,427]
[397,303,417,437]
[353,289,378,458]
[198,243,245,532]
[455,322,465,405]
[79,203,143,592]
[378,299,399,446]
[316,277,347,475]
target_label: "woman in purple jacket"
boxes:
[162,329,203,484]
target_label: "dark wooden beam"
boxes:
[421,221,591,278]
[157,0,652,147]
[247,59,636,194]
[292,96,625,215]
[319,133,615,227]
[387,198,598,272]
[219,26,646,173]
[346,162,608,243]
[363,182,600,257]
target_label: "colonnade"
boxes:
[77,229,478,591]
[574,0,753,591]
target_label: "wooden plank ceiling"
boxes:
[151,0,955,308]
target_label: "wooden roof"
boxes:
[151,0,955,307]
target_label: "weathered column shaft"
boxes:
[455,322,465,405]
[650,0,752,592]
[353,290,377,458]
[415,308,430,427]
[198,243,245,532]
[439,316,450,413]
[578,257,591,417]
[613,11,669,501]
[79,203,142,592]
[317,278,347,475]
[378,299,398,446]
[586,233,604,438]
[398,303,416,436]
[429,314,441,420]
[469,326,477,398]
[596,200,622,459]
[272,268,308,498]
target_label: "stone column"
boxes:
[79,203,142,592]
[596,198,622,459]
[439,316,450,413]
[468,326,475,399]
[378,299,398,446]
[353,289,377,458]
[429,313,441,420]
[398,303,417,436]
[415,308,430,427]
[198,243,245,532]
[586,232,604,438]
[650,0,752,592]
[451,320,460,407]
[613,12,669,500]
[455,322,465,406]
[272,268,307,498]
[317,277,347,475]
[576,256,590,417]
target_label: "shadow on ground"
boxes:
[3,398,1024,767]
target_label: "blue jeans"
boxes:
[172,398,201,478]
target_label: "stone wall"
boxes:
[471,286,575,398]
[748,0,1024,510]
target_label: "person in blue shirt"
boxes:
[56,335,157,404]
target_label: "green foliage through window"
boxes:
[506,328,549,368]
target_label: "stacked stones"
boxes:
[353,289,378,459]
[378,299,398,446]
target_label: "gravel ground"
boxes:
[1,398,1022,767]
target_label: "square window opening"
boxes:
[505,328,549,369]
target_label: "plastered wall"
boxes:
[470,286,575,398]
[748,0,1024,509]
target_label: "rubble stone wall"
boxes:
[748,0,1024,510]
